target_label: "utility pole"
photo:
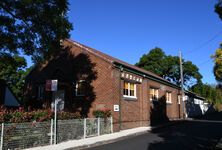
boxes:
[179,51,185,119]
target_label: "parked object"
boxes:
[0,80,20,107]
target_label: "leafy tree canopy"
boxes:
[0,0,72,101]
[0,0,73,62]
[190,83,222,105]
[135,48,202,88]
[212,44,222,82]
[214,1,222,82]
[0,54,32,101]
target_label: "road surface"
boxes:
[84,112,222,150]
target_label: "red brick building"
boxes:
[25,39,183,131]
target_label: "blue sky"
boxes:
[68,0,221,84]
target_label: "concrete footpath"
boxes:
[26,127,151,150]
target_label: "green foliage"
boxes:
[0,106,81,123]
[0,0,73,62]
[190,83,222,104]
[214,1,222,82]
[136,48,202,88]
[212,46,222,82]
[0,54,31,101]
[93,109,111,118]
[0,0,72,103]
[215,0,222,21]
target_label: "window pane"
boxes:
[123,82,129,96]
[123,82,136,97]
[124,82,128,89]
[123,89,128,95]
[150,89,154,95]
[155,89,158,99]
[77,80,86,96]
[130,90,134,96]
[130,83,134,90]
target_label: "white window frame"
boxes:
[149,88,159,101]
[166,92,172,103]
[123,82,137,99]
[75,80,86,96]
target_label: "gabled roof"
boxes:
[66,39,180,89]
[185,90,205,100]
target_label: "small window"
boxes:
[177,95,181,104]
[149,88,158,101]
[76,80,86,96]
[166,92,172,103]
[123,81,137,98]
[37,85,44,100]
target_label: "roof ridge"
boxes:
[66,39,113,64]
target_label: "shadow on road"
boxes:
[148,112,222,150]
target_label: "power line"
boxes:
[185,30,222,55]
[198,58,213,67]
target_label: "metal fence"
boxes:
[0,117,113,150]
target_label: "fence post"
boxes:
[110,116,113,133]
[83,118,86,139]
[97,118,100,136]
[50,119,53,145]
[0,123,4,150]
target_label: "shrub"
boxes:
[0,105,81,123]
[93,109,111,118]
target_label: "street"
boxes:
[84,112,222,150]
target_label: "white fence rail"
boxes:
[0,117,113,150]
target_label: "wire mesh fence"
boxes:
[3,121,51,150]
[0,117,113,150]
[57,119,84,143]
[86,118,98,138]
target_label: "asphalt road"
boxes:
[84,112,222,150]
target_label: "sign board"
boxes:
[51,99,64,111]
[46,80,58,91]
[114,105,119,112]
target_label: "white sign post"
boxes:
[54,98,61,145]
[46,80,58,144]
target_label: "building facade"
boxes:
[25,39,183,131]
[0,79,20,107]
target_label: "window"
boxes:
[177,95,181,104]
[76,80,86,96]
[149,88,158,101]
[37,85,44,100]
[166,92,172,103]
[123,81,136,98]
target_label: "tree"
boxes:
[214,1,222,82]
[0,54,31,101]
[136,48,202,88]
[190,83,222,105]
[212,45,222,82]
[0,0,73,101]
[0,0,73,62]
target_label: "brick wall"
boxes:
[25,40,182,131]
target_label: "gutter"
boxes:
[114,63,180,89]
